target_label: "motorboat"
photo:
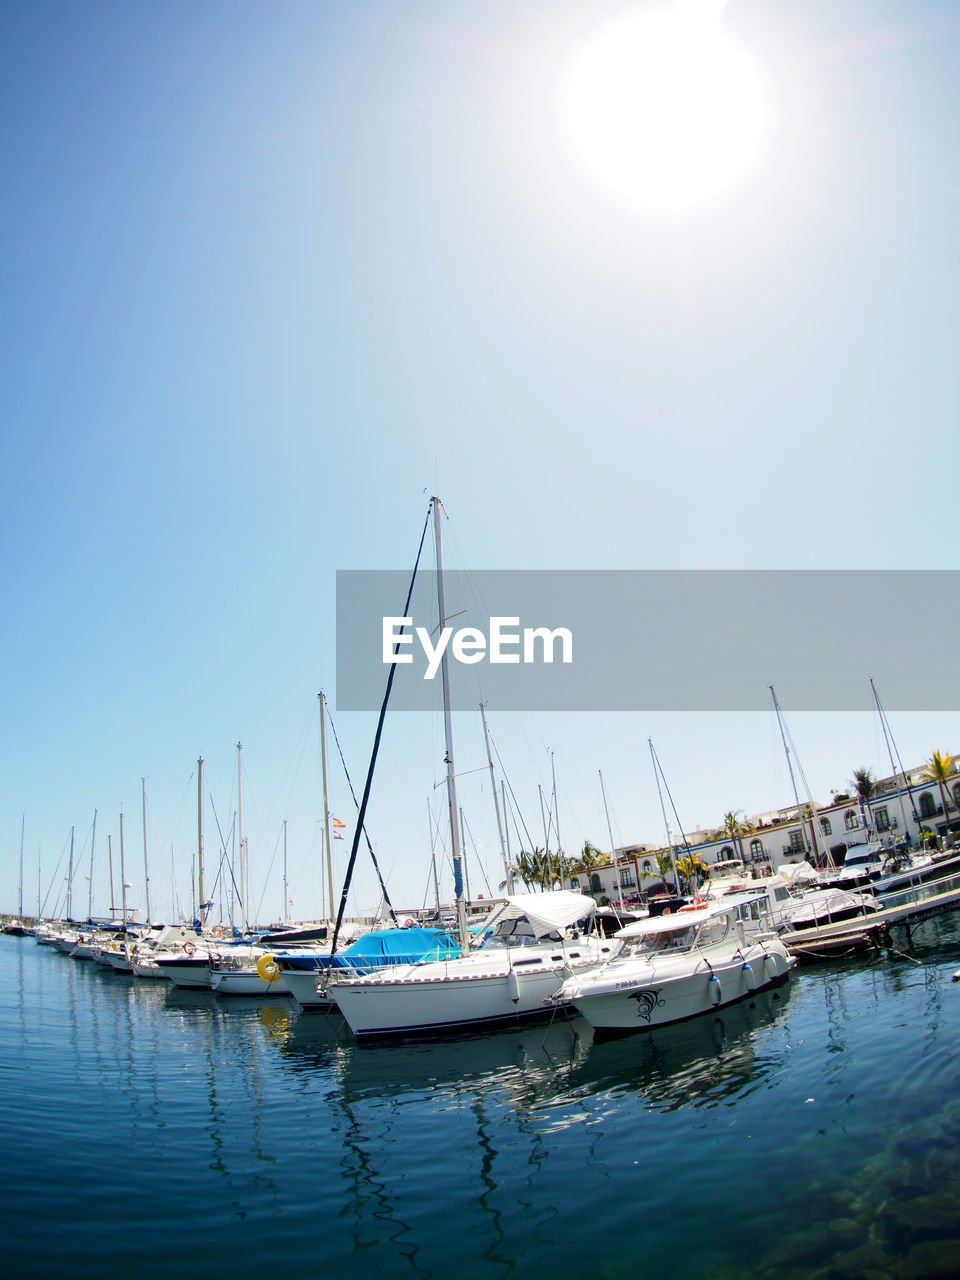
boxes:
[556,898,795,1038]
[328,891,619,1039]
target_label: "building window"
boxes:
[953,783,960,811]
[569,878,580,890]
[590,873,602,893]
[620,868,635,888]
[721,846,736,860]
[749,839,763,861]
[790,829,804,853]
[820,818,832,837]
[844,810,859,831]
[920,792,937,820]
[874,807,890,832]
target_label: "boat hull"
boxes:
[154,958,212,989]
[330,923,618,1039]
[209,970,290,997]
[565,943,794,1036]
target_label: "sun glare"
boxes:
[568,2,764,211]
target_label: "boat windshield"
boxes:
[485,918,564,948]
[628,914,731,954]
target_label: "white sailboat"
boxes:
[328,497,617,1039]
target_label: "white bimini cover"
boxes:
[486,890,596,938]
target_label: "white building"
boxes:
[568,755,960,904]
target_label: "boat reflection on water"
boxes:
[566,982,793,1116]
[263,982,793,1115]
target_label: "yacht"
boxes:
[329,891,618,1039]
[556,898,795,1038]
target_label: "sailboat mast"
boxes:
[770,686,812,859]
[119,811,128,935]
[599,770,623,909]
[649,739,681,896]
[237,743,246,930]
[66,826,75,920]
[282,819,289,924]
[197,756,205,925]
[432,496,469,954]
[87,810,97,921]
[107,833,115,918]
[18,813,24,918]
[871,677,916,834]
[141,780,151,924]
[319,692,334,925]
[480,702,511,893]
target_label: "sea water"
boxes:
[2,920,960,1280]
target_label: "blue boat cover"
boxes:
[324,927,460,973]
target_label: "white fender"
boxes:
[507,968,521,1004]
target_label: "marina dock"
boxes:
[780,867,960,960]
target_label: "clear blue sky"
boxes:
[2,0,958,922]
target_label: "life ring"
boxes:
[184,941,196,956]
[661,907,671,916]
[402,917,417,929]
[211,926,222,939]
[256,953,280,983]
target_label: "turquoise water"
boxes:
[3,923,960,1279]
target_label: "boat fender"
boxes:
[256,953,280,983]
[184,942,196,956]
[507,967,521,1004]
[742,961,756,992]
[708,974,722,1006]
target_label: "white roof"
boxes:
[489,890,596,937]
[615,902,730,938]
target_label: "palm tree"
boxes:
[501,848,549,892]
[675,853,706,894]
[851,768,876,837]
[720,810,754,861]
[651,848,676,892]
[565,840,608,890]
[923,751,955,829]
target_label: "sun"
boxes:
[568,2,764,211]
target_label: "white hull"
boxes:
[278,968,332,1008]
[564,940,794,1035]
[210,970,290,997]
[154,958,212,989]
[331,933,617,1038]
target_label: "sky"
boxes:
[2,0,959,924]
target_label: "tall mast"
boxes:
[282,819,289,924]
[480,703,511,893]
[319,692,334,925]
[87,810,97,921]
[18,813,24,918]
[237,743,246,930]
[770,686,812,860]
[871,677,916,835]
[107,833,115,918]
[119,811,128,935]
[432,496,469,954]
[141,780,151,924]
[649,739,681,896]
[599,770,623,909]
[66,825,75,920]
[551,750,564,885]
[197,756,205,925]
